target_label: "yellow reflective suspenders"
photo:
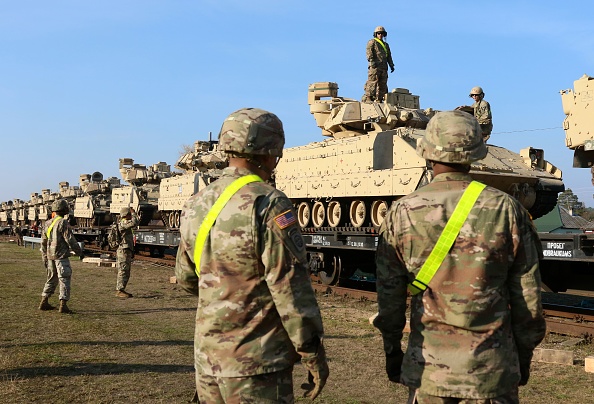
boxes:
[46,216,63,239]
[193,174,263,277]
[408,181,487,295]
[374,37,388,55]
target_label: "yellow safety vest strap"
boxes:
[408,181,487,295]
[193,174,263,277]
[46,216,63,239]
[374,37,388,56]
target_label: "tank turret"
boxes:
[560,74,594,183]
[74,171,121,227]
[159,140,228,229]
[275,82,564,232]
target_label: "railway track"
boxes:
[312,283,594,339]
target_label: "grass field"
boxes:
[1,242,594,403]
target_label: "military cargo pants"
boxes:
[407,386,519,404]
[116,248,133,291]
[42,258,72,301]
[363,67,388,103]
[196,366,294,404]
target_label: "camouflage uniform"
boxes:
[363,30,395,103]
[374,111,546,402]
[14,225,23,246]
[471,99,493,139]
[116,210,139,292]
[176,107,327,403]
[41,214,83,302]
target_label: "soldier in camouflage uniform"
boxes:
[456,86,493,141]
[115,206,139,298]
[362,25,395,103]
[175,108,329,403]
[374,110,546,404]
[39,199,84,314]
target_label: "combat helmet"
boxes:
[218,108,285,157]
[51,199,69,213]
[416,110,488,164]
[374,26,387,36]
[469,86,484,97]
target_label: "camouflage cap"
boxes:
[416,110,487,164]
[120,206,131,216]
[51,199,69,213]
[218,108,285,157]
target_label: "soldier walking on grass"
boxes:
[175,108,329,403]
[39,199,84,314]
[115,206,139,298]
[374,110,546,403]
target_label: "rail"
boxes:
[22,236,41,249]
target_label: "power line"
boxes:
[493,127,562,135]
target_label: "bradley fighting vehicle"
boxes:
[560,74,594,184]
[58,181,83,225]
[158,139,227,229]
[274,82,565,284]
[0,201,13,228]
[111,159,173,226]
[73,172,121,227]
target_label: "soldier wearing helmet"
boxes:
[456,85,493,141]
[39,198,84,314]
[362,25,395,103]
[175,108,328,403]
[374,111,545,403]
[115,205,139,298]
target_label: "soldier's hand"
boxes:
[390,66,395,73]
[301,364,329,401]
[519,362,530,386]
[386,349,404,383]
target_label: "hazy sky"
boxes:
[1,1,593,205]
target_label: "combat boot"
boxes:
[115,290,133,298]
[38,296,55,311]
[59,300,72,314]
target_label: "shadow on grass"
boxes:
[0,339,193,349]
[78,306,196,315]
[3,362,194,379]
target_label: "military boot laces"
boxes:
[38,296,55,311]
[59,300,72,314]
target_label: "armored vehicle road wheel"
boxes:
[349,200,367,228]
[312,201,326,228]
[327,201,343,227]
[319,255,341,285]
[297,202,311,228]
[370,200,388,227]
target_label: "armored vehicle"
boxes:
[560,74,594,183]
[111,159,173,226]
[74,172,121,227]
[27,193,40,224]
[38,189,58,226]
[0,201,13,227]
[158,139,227,229]
[274,82,564,285]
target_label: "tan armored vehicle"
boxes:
[0,201,13,227]
[27,193,40,224]
[111,159,173,225]
[74,172,121,227]
[275,82,564,230]
[159,140,227,229]
[560,74,594,183]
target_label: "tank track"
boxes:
[528,190,560,219]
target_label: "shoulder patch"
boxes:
[273,209,297,229]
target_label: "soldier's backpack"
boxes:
[107,223,122,249]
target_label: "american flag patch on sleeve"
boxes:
[274,210,297,229]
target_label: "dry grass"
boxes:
[1,242,593,403]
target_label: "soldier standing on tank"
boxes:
[374,110,546,404]
[115,206,139,298]
[456,86,493,141]
[175,108,329,403]
[39,199,84,314]
[362,25,395,103]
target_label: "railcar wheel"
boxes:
[174,211,181,228]
[312,201,326,228]
[327,201,343,228]
[349,200,367,228]
[370,200,388,227]
[319,255,341,285]
[297,202,311,228]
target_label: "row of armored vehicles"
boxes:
[1,82,566,237]
[0,140,228,232]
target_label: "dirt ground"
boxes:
[1,242,594,403]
